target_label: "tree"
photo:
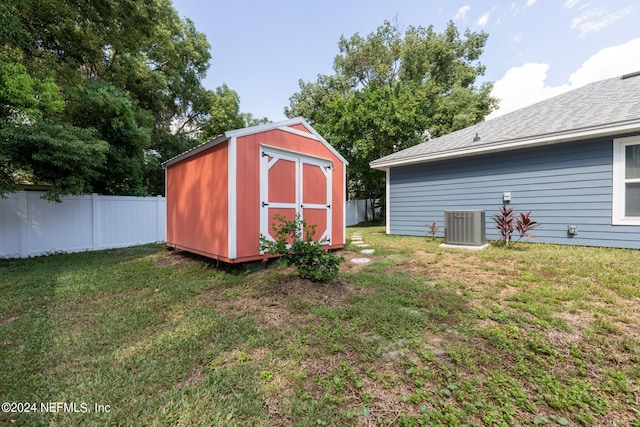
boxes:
[0,59,108,200]
[65,81,152,195]
[137,83,270,195]
[198,84,250,141]
[286,19,497,219]
[1,0,264,198]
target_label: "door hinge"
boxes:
[262,201,269,207]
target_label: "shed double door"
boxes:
[260,148,332,245]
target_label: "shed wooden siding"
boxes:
[166,141,229,258]
[290,123,312,133]
[389,135,640,249]
[234,129,345,260]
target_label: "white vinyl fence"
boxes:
[0,191,165,259]
[1,192,374,258]
[346,199,380,226]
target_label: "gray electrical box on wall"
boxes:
[444,211,486,246]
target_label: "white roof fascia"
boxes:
[224,117,305,138]
[370,119,640,170]
[280,123,349,165]
[162,134,228,168]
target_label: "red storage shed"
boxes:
[162,118,348,263]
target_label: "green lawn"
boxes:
[1,227,639,426]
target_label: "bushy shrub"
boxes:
[259,214,343,282]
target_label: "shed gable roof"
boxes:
[163,117,347,168]
[370,73,640,169]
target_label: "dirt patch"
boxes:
[355,374,414,425]
[219,276,359,330]
[145,249,211,269]
[213,347,270,367]
[553,306,592,333]
[338,250,373,272]
[177,365,205,390]
[0,315,20,327]
[195,263,363,333]
[422,329,461,358]
[257,276,355,306]
[300,351,416,424]
[389,250,519,291]
[263,382,293,426]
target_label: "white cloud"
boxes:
[571,6,632,38]
[564,0,580,9]
[454,5,470,20]
[526,0,537,6]
[488,64,570,119]
[569,38,640,86]
[488,38,640,119]
[477,12,490,27]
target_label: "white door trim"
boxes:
[260,146,333,246]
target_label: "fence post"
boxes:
[92,193,100,251]
[18,191,29,258]
[156,195,163,242]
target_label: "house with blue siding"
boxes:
[370,73,640,249]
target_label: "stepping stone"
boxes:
[360,249,375,254]
[351,236,363,241]
[354,243,370,247]
[350,257,371,264]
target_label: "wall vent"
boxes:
[444,210,486,246]
[621,70,640,80]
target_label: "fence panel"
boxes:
[97,195,165,249]
[27,193,94,256]
[346,199,381,226]
[0,191,165,258]
[346,199,366,226]
[0,193,23,258]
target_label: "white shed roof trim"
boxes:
[163,117,347,168]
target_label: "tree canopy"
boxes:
[0,0,265,199]
[286,19,498,216]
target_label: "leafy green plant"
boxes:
[493,206,540,247]
[259,214,343,282]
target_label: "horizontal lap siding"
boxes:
[389,136,640,249]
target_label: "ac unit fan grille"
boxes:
[444,210,486,246]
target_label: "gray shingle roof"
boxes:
[370,73,640,169]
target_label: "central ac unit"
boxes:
[444,210,486,246]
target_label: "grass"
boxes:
[1,227,639,426]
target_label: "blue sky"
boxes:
[171,0,640,121]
